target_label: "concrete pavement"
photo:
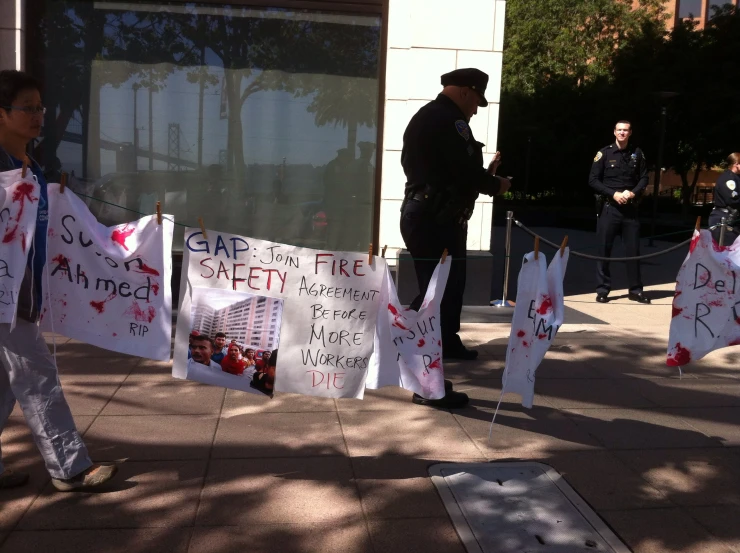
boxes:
[1,282,740,553]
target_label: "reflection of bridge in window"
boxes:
[30,1,381,254]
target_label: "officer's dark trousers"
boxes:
[596,203,643,295]
[400,201,467,353]
[709,208,740,246]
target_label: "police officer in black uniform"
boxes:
[589,120,650,304]
[400,68,511,408]
[709,152,740,246]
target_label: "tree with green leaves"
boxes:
[503,0,667,94]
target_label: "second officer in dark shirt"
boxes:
[588,120,650,304]
[709,152,740,246]
[400,68,511,408]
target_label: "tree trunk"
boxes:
[224,69,246,190]
[681,166,703,219]
[346,118,358,159]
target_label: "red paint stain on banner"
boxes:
[90,291,117,314]
[388,303,409,330]
[689,233,700,253]
[672,305,683,318]
[538,334,548,339]
[666,343,691,366]
[517,330,526,337]
[152,283,160,296]
[3,183,37,244]
[133,262,160,276]
[522,340,530,348]
[417,338,425,348]
[428,357,442,370]
[729,338,740,346]
[712,240,728,253]
[124,301,156,323]
[111,225,135,251]
[537,296,553,315]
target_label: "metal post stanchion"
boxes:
[491,211,515,308]
[719,217,727,247]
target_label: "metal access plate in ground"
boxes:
[430,462,630,553]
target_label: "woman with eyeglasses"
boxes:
[0,70,117,491]
[709,153,740,246]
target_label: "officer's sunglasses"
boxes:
[2,105,46,116]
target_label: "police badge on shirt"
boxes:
[455,120,470,141]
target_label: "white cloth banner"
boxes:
[502,249,569,408]
[0,169,40,326]
[173,228,385,398]
[366,260,450,400]
[667,229,740,367]
[41,184,174,361]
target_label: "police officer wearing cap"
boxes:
[589,120,650,304]
[709,152,740,246]
[400,68,511,408]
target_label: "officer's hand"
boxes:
[497,177,512,195]
[625,190,635,199]
[487,151,502,175]
[613,191,627,205]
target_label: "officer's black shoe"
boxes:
[443,348,478,361]
[412,390,469,409]
[628,292,651,304]
[445,379,453,393]
[595,294,609,303]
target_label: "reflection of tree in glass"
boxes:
[298,23,381,158]
[34,1,202,176]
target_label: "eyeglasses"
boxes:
[2,105,46,116]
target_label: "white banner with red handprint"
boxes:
[0,169,40,326]
[502,248,569,408]
[667,229,740,368]
[366,260,450,400]
[41,183,173,361]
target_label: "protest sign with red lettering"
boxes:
[366,261,449,400]
[501,248,569,408]
[667,229,740,367]
[173,228,385,398]
[41,183,174,360]
[0,169,40,326]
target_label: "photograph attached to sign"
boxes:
[186,287,283,396]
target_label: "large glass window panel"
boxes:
[678,0,703,18]
[33,1,381,251]
[708,1,732,18]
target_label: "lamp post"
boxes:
[648,91,678,247]
[132,83,140,165]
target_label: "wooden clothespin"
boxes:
[381,245,387,258]
[560,235,569,257]
[156,201,162,225]
[441,248,449,264]
[198,216,208,239]
[21,158,28,178]
[368,243,374,265]
[695,216,702,232]
[534,236,540,260]
[60,172,68,194]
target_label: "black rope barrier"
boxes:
[513,219,694,262]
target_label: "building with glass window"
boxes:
[661,0,739,29]
[193,294,282,349]
[2,0,506,259]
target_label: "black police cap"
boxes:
[440,68,489,107]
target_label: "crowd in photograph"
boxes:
[188,331,277,395]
